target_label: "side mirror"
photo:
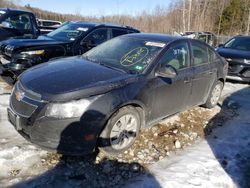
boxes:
[218,44,224,48]
[156,65,177,79]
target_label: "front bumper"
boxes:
[0,54,41,76]
[227,62,250,82]
[8,107,100,155]
[7,82,106,155]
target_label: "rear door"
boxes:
[150,41,194,120]
[189,41,216,106]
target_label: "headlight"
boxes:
[243,59,250,64]
[45,96,100,119]
[21,50,45,55]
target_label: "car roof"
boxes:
[234,35,250,39]
[69,21,139,31]
[0,8,33,14]
[124,33,184,43]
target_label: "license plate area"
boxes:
[8,109,22,131]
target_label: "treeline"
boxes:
[1,0,250,35]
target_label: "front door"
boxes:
[150,41,193,121]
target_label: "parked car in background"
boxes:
[37,19,62,27]
[37,19,62,34]
[182,31,217,46]
[0,8,40,41]
[216,35,250,82]
[0,21,140,80]
[8,33,227,155]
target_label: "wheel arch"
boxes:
[97,100,147,139]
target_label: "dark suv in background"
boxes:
[216,35,250,82]
[0,21,139,80]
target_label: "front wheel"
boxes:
[98,106,141,156]
[204,81,223,108]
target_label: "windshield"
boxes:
[224,37,250,51]
[47,23,89,42]
[0,12,32,31]
[83,37,165,74]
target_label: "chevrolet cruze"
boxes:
[8,33,228,155]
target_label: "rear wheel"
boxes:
[99,106,141,155]
[204,81,223,108]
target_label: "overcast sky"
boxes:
[20,0,171,16]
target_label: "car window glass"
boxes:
[192,42,209,66]
[112,29,128,38]
[83,37,164,74]
[224,37,250,51]
[158,42,189,70]
[47,23,89,42]
[0,13,32,31]
[85,29,108,45]
[208,48,219,63]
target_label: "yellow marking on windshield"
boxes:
[120,47,149,67]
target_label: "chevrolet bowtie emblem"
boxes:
[15,91,25,101]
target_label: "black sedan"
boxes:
[216,35,250,82]
[8,33,228,155]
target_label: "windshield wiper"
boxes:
[82,56,127,73]
[99,62,127,74]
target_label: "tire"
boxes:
[98,106,141,156]
[204,81,223,109]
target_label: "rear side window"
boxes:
[112,29,128,38]
[191,42,209,66]
[158,42,190,70]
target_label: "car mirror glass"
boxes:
[156,65,177,79]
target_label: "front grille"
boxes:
[10,92,38,117]
[17,81,42,101]
[10,82,41,117]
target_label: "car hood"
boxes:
[19,56,139,102]
[1,35,69,48]
[217,47,250,59]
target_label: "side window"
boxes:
[112,29,128,38]
[84,28,108,46]
[208,48,220,63]
[158,42,190,70]
[191,42,209,66]
[0,13,32,31]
